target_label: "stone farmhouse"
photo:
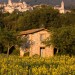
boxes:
[19,28,54,57]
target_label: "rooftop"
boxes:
[20,28,46,35]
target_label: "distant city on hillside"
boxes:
[0,0,71,13]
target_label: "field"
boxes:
[0,55,75,75]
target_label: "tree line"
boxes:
[0,5,75,55]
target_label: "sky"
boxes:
[0,0,75,8]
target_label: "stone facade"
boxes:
[19,28,54,57]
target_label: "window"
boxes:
[40,34,45,41]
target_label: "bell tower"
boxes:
[61,0,64,9]
[60,0,65,13]
[8,0,12,6]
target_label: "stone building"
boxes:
[54,1,71,13]
[0,0,33,13]
[0,0,71,14]
[19,28,54,57]
[54,1,65,13]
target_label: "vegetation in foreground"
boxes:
[0,55,75,75]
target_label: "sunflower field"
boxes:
[0,54,75,75]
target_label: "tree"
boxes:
[0,28,17,56]
[0,28,4,53]
[44,26,75,55]
[3,12,19,31]
[17,35,32,57]
[20,5,60,30]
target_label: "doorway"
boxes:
[54,48,57,55]
[40,47,45,57]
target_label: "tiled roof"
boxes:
[20,28,46,35]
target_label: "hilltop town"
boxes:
[0,0,70,13]
[0,0,33,13]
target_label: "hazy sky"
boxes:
[0,0,75,7]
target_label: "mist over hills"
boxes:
[0,0,75,9]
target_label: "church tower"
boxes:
[60,0,65,13]
[8,0,12,6]
[61,0,64,9]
